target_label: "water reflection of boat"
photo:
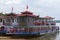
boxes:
[27,32,58,40]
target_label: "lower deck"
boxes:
[0,25,59,35]
[5,26,59,35]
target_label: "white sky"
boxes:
[0,0,60,20]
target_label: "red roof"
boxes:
[45,16,54,19]
[6,13,17,16]
[18,11,38,17]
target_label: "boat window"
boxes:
[33,28,37,32]
[0,19,2,22]
[40,19,43,22]
[14,19,17,22]
[44,19,46,22]
[20,17,25,22]
[6,19,10,22]
[28,18,29,22]
[24,28,29,32]
[12,19,17,23]
[49,19,53,22]
[12,19,14,23]
[47,19,50,22]
[29,28,33,32]
[20,28,25,32]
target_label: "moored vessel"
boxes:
[0,6,59,35]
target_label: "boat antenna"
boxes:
[11,7,13,13]
[26,4,28,11]
[25,0,29,11]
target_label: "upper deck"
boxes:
[0,5,56,27]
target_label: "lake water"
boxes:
[29,32,60,40]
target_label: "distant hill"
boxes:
[55,20,60,23]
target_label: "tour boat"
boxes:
[0,6,59,35]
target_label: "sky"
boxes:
[0,0,60,20]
